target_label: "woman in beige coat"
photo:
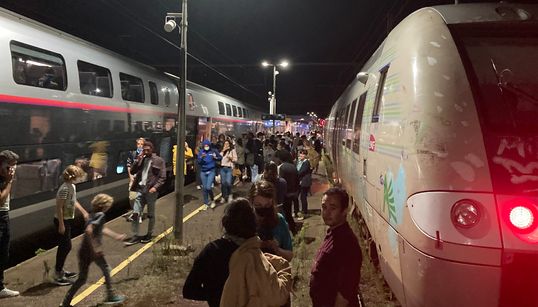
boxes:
[220,198,292,307]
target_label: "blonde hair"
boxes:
[91,193,114,212]
[62,165,84,181]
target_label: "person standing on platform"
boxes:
[0,150,19,298]
[219,140,237,204]
[60,194,126,307]
[250,180,293,262]
[172,141,194,176]
[125,137,145,222]
[54,165,89,286]
[278,152,298,235]
[183,198,253,307]
[124,141,166,246]
[310,187,362,307]
[234,137,246,184]
[219,201,292,307]
[296,149,312,221]
[197,140,222,210]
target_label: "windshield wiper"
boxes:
[490,58,538,107]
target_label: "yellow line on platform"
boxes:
[71,203,209,305]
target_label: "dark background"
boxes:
[1,0,532,117]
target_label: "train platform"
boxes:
[1,172,332,307]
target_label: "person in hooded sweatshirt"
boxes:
[197,139,222,210]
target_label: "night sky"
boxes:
[1,0,533,117]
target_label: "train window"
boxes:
[238,107,243,117]
[120,73,145,103]
[218,101,225,115]
[232,105,238,117]
[372,65,389,122]
[164,88,171,107]
[243,108,248,118]
[11,158,62,200]
[225,103,232,116]
[346,99,357,149]
[10,41,67,91]
[149,81,159,105]
[77,61,113,98]
[352,92,367,154]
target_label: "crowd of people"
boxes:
[0,129,362,306]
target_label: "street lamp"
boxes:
[261,60,289,115]
[164,1,188,242]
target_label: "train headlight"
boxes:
[451,199,481,228]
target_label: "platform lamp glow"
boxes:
[262,60,289,115]
[164,0,188,242]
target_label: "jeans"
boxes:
[54,218,74,273]
[299,186,310,214]
[0,212,9,289]
[131,191,158,237]
[62,252,114,306]
[220,167,233,200]
[200,169,215,205]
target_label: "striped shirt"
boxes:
[55,183,76,220]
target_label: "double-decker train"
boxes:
[0,7,264,242]
[325,3,538,307]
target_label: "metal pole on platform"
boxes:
[171,0,188,242]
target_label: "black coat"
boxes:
[279,162,299,195]
[297,159,312,188]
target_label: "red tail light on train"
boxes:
[505,199,538,235]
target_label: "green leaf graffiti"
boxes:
[383,173,397,224]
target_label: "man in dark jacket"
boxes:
[125,141,166,245]
[277,151,298,234]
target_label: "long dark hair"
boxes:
[262,161,278,184]
[222,198,257,239]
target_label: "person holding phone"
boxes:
[0,150,19,298]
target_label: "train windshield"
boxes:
[452,23,538,195]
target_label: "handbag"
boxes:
[232,167,242,177]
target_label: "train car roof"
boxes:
[431,2,537,24]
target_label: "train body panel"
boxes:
[0,7,265,243]
[325,3,538,306]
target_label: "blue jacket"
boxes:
[197,140,222,172]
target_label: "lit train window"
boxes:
[225,103,232,116]
[120,73,145,103]
[238,107,243,117]
[11,158,62,199]
[149,81,158,105]
[77,61,113,98]
[372,65,390,123]
[10,41,67,91]
[232,105,238,117]
[352,92,367,154]
[218,101,225,115]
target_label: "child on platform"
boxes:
[60,194,126,307]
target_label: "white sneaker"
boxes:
[210,202,216,209]
[0,287,19,298]
[201,205,208,211]
[196,185,202,190]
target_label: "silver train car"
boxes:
[0,7,264,242]
[324,3,538,307]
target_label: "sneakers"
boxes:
[64,271,78,279]
[140,235,153,244]
[53,275,72,286]
[201,205,208,211]
[124,236,140,246]
[104,294,126,305]
[297,212,305,221]
[210,201,216,209]
[0,287,19,298]
[196,185,202,190]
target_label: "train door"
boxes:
[351,92,367,200]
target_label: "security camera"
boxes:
[164,19,177,32]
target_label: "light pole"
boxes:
[164,0,188,242]
[262,60,289,115]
